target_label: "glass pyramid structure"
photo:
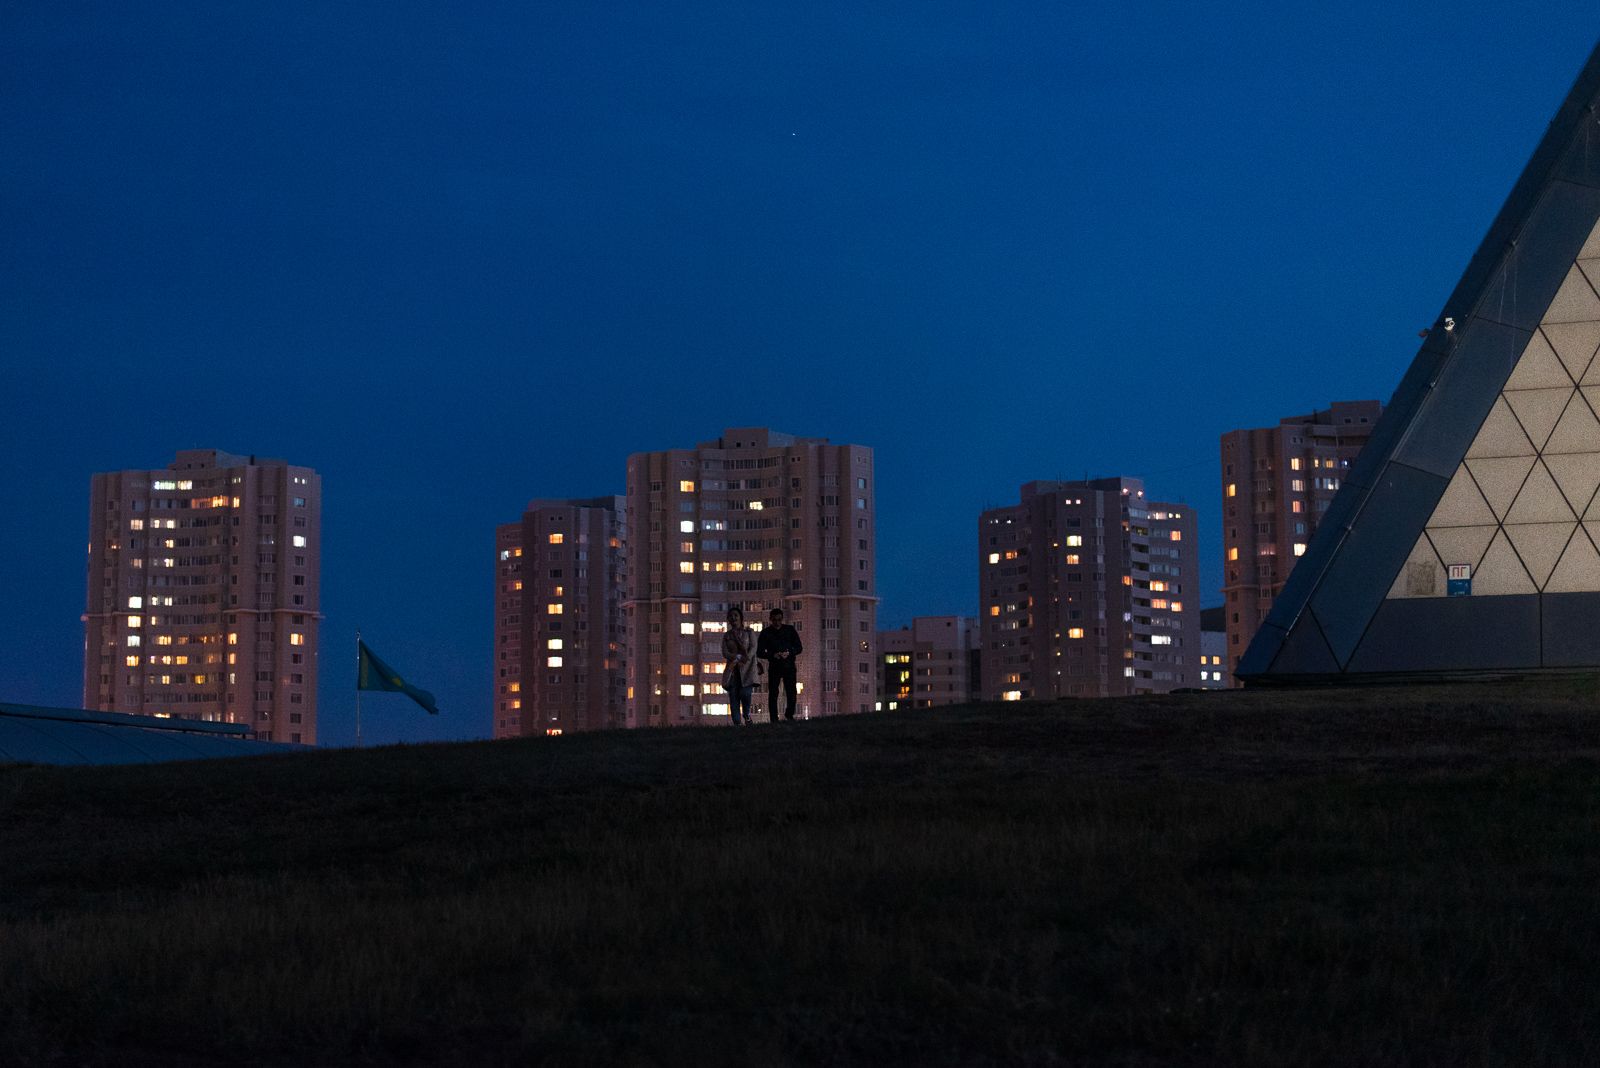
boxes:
[1239,38,1600,683]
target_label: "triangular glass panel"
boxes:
[1547,390,1600,453]
[1507,331,1576,389]
[1540,452,1600,517]
[1425,464,1497,527]
[1503,387,1573,450]
[1386,533,1445,599]
[1544,525,1600,592]
[1425,524,1497,574]
[1504,460,1577,524]
[1541,265,1600,324]
[1503,521,1577,587]
[1463,455,1537,519]
[1464,396,1536,459]
[1544,322,1600,382]
[1473,529,1538,596]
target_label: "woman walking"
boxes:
[721,607,761,726]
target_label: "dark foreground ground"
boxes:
[5,684,1600,1067]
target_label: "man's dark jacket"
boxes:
[757,624,803,665]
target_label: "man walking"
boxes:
[757,607,803,723]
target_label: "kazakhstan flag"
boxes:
[357,640,439,715]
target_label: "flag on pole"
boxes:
[357,640,439,715]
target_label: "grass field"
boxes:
[4,683,1600,1066]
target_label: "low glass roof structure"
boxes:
[0,702,309,765]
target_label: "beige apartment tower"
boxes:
[624,427,877,726]
[979,478,1199,698]
[494,496,627,737]
[83,449,321,743]
[1219,401,1381,682]
[876,616,980,709]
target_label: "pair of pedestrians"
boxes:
[720,606,803,726]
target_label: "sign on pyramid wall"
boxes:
[1240,39,1600,683]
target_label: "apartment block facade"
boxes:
[493,496,627,737]
[979,478,1199,699]
[876,616,980,710]
[1220,401,1381,681]
[83,449,321,743]
[623,427,876,726]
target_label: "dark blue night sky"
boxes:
[3,2,1594,744]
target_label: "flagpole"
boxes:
[356,629,362,750]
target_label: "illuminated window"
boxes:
[679,561,694,573]
[293,535,307,547]
[1170,531,1181,541]
[128,616,142,628]
[703,662,721,674]
[680,480,695,492]
[1294,543,1307,556]
[1290,458,1302,470]
[1152,599,1168,609]
[156,636,172,646]
[1002,691,1022,701]
[508,683,520,692]
[552,587,563,596]
[1067,628,1084,639]
[1151,635,1172,645]
[988,553,999,563]
[679,684,696,697]
[989,606,1000,616]
[548,657,563,667]
[681,521,696,532]
[129,519,144,530]
[547,639,563,649]
[1066,536,1083,546]
[1227,548,1239,561]
[548,534,563,544]
[1226,484,1236,497]
[1150,581,1167,592]
[153,480,175,490]
[1065,554,1079,564]
[548,604,563,614]
[290,633,304,645]
[680,622,695,635]
[702,621,727,633]
[1292,501,1303,513]
[1258,545,1276,556]
[127,635,141,647]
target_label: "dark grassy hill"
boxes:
[4,684,1600,1067]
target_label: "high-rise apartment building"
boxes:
[493,496,627,737]
[1220,401,1382,681]
[623,427,876,726]
[979,478,1199,698]
[84,449,321,743]
[876,616,980,710]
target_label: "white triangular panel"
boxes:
[1473,530,1538,595]
[1579,216,1600,261]
[1546,392,1600,453]
[1503,521,1576,587]
[1544,527,1600,593]
[1508,331,1576,389]
[1425,525,1497,574]
[1503,388,1573,450]
[1544,322,1600,382]
[1386,533,1445,599]
[1541,266,1600,324]
[1427,464,1497,527]
[1541,452,1600,517]
[1464,455,1536,519]
[1464,396,1537,459]
[1504,460,1577,524]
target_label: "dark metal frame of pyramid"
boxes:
[1239,38,1600,685]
